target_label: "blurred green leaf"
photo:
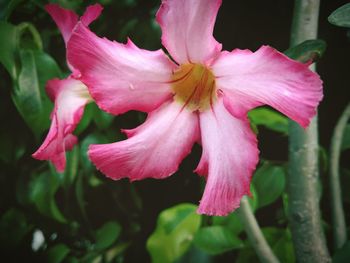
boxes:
[0,0,23,21]
[47,243,70,263]
[29,172,67,223]
[62,145,79,188]
[212,212,244,236]
[284,39,326,63]
[194,226,243,255]
[248,107,288,134]
[12,49,62,137]
[328,3,350,28]
[176,245,213,263]
[95,221,122,250]
[0,208,33,248]
[253,162,286,209]
[0,21,18,78]
[341,124,350,151]
[75,103,94,135]
[80,133,109,172]
[333,241,350,263]
[237,227,294,263]
[93,104,114,130]
[147,203,202,263]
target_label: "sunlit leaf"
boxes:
[284,39,326,63]
[147,204,201,263]
[194,226,243,255]
[328,3,350,28]
[95,221,122,250]
[248,107,288,134]
[253,162,286,209]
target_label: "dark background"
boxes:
[0,0,349,262]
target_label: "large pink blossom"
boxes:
[67,0,322,215]
[32,4,102,172]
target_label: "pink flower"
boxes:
[67,0,323,215]
[32,4,102,172]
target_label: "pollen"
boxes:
[171,63,217,111]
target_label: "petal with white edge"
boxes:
[68,23,176,115]
[196,99,259,216]
[156,0,222,65]
[32,78,91,172]
[89,101,199,181]
[212,46,323,128]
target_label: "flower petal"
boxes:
[68,23,176,115]
[196,99,259,216]
[45,4,102,45]
[45,4,78,45]
[80,4,103,26]
[156,0,222,64]
[32,78,91,172]
[212,46,323,127]
[89,101,199,181]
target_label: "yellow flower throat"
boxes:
[172,64,217,111]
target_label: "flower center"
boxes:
[171,63,217,111]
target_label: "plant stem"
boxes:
[330,102,350,249]
[237,197,280,263]
[288,0,331,262]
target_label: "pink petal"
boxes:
[45,4,102,46]
[32,78,91,172]
[89,101,199,181]
[80,4,103,26]
[45,4,78,45]
[212,46,323,127]
[68,23,176,115]
[196,99,259,216]
[156,0,222,64]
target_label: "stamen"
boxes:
[172,64,216,111]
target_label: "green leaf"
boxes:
[253,162,286,209]
[0,208,33,248]
[47,244,70,263]
[0,21,18,78]
[93,104,114,130]
[212,212,244,236]
[333,241,350,263]
[329,3,350,28]
[74,103,94,134]
[12,50,61,137]
[341,124,350,151]
[194,226,243,255]
[95,221,122,250]
[62,145,79,189]
[248,107,288,134]
[237,227,295,263]
[29,172,67,223]
[147,203,202,263]
[0,0,23,21]
[284,39,327,63]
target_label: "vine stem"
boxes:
[237,197,280,263]
[330,103,350,249]
[287,0,331,262]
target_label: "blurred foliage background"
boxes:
[0,0,349,262]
